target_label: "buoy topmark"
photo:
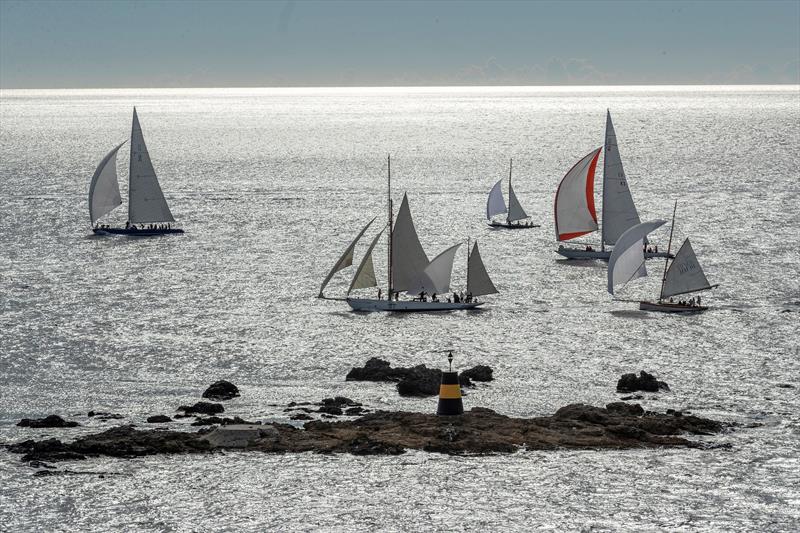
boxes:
[437,371,464,416]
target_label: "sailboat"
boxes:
[607,219,667,297]
[319,156,498,312]
[487,159,539,229]
[639,202,718,313]
[88,108,183,236]
[554,110,668,260]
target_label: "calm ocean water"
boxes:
[1,86,798,531]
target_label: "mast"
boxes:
[387,154,393,298]
[466,236,471,292]
[659,200,678,302]
[506,158,512,225]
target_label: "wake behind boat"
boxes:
[554,111,668,260]
[88,108,183,236]
[319,156,498,312]
[486,159,539,229]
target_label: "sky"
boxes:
[0,0,798,89]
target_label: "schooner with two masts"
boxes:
[486,159,539,228]
[88,108,183,236]
[319,156,498,312]
[554,110,668,260]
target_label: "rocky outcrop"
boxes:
[346,358,493,397]
[191,416,259,426]
[616,371,670,393]
[17,415,79,428]
[202,380,240,401]
[146,415,172,423]
[177,402,224,415]
[9,404,724,462]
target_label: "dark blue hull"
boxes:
[93,227,184,236]
[488,222,540,229]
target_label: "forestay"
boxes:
[128,108,175,224]
[88,140,126,224]
[486,179,507,220]
[405,243,462,295]
[507,184,528,222]
[467,241,498,296]
[391,194,429,292]
[348,228,385,294]
[607,220,665,295]
[554,148,601,241]
[319,217,377,297]
[661,238,713,298]
[602,111,641,246]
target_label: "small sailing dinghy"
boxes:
[639,202,718,313]
[319,156,498,312]
[88,108,183,236]
[554,111,668,260]
[487,159,539,229]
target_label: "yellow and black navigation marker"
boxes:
[437,350,464,416]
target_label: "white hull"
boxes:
[346,298,483,312]
[556,246,672,261]
[639,301,707,313]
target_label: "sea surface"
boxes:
[1,86,798,532]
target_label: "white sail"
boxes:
[486,179,507,220]
[607,220,666,295]
[88,140,126,224]
[661,238,713,298]
[554,148,601,241]
[128,108,175,224]
[348,228,385,294]
[602,110,641,246]
[467,241,498,296]
[391,193,429,292]
[319,217,377,297]
[507,183,529,222]
[406,243,462,295]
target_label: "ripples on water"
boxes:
[1,86,798,531]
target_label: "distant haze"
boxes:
[1,0,798,89]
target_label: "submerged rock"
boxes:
[616,371,670,393]
[17,415,79,428]
[460,365,493,382]
[202,380,240,401]
[191,416,259,426]
[177,402,225,415]
[146,415,172,424]
[346,358,493,397]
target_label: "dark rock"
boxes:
[17,415,79,428]
[321,397,361,407]
[620,394,644,401]
[290,413,314,421]
[318,405,343,416]
[666,409,683,417]
[202,380,240,401]
[776,383,795,389]
[177,402,224,415]
[616,371,670,393]
[146,415,172,423]
[345,357,394,381]
[461,365,493,382]
[88,411,124,420]
[606,402,645,416]
[191,416,258,426]
[344,407,365,416]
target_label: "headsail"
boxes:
[128,108,175,224]
[391,193,429,292]
[467,241,498,296]
[661,238,714,298]
[88,140,126,224]
[554,148,601,241]
[602,110,641,246]
[406,243,462,295]
[507,183,528,222]
[319,217,377,297]
[486,179,507,220]
[607,220,665,295]
[348,228,385,294]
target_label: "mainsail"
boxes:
[486,179,507,220]
[406,243,462,295]
[391,193,429,292]
[661,238,713,298]
[467,241,498,296]
[507,184,528,222]
[319,217,377,297]
[607,220,665,295]
[602,111,641,246]
[88,140,126,224]
[128,108,175,224]
[554,148,601,241]
[348,228,385,294]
